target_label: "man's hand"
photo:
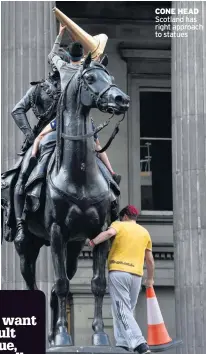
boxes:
[27,131,35,144]
[145,278,154,288]
[85,238,95,249]
[95,55,101,62]
[59,23,67,35]
[145,249,155,287]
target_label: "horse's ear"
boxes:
[83,52,92,69]
[100,54,108,67]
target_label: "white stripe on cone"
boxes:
[147,297,164,325]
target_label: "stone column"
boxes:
[172,2,206,354]
[1,1,56,171]
[1,0,56,342]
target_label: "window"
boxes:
[140,91,172,211]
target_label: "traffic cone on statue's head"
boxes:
[52,7,108,60]
[146,286,182,352]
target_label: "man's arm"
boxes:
[48,24,67,72]
[145,249,155,287]
[11,86,35,144]
[88,227,117,247]
[31,120,55,157]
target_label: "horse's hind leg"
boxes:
[14,232,43,290]
[50,223,72,346]
[91,237,110,346]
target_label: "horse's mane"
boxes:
[55,67,83,171]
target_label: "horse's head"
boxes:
[80,53,130,115]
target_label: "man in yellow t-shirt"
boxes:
[88,205,154,354]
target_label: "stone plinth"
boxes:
[47,346,129,353]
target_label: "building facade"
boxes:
[1,2,206,353]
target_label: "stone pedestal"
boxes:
[172,2,206,354]
[47,346,128,353]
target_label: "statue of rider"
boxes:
[9,53,65,241]
[6,25,120,242]
[12,60,61,156]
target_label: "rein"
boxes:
[61,65,125,153]
[95,112,125,154]
[61,111,125,153]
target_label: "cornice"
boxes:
[137,213,173,224]
[80,243,174,261]
[119,48,171,61]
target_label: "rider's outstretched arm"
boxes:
[31,120,55,157]
[48,23,67,72]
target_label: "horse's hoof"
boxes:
[54,332,73,347]
[48,333,54,347]
[49,339,55,348]
[92,332,111,346]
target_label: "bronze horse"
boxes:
[2,54,130,347]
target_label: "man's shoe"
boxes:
[116,346,130,351]
[111,200,119,221]
[134,343,151,354]
[113,173,121,185]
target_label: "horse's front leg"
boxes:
[91,239,110,346]
[50,223,72,347]
[48,285,58,347]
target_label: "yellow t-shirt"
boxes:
[108,221,152,277]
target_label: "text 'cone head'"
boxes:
[53,7,108,59]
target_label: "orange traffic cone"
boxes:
[146,287,182,352]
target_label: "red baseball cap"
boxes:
[126,205,139,216]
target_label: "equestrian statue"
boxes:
[1,7,130,349]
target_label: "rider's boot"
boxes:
[14,192,27,241]
[14,157,37,241]
[15,218,27,242]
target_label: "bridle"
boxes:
[61,64,126,153]
[81,66,118,112]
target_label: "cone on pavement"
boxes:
[146,287,182,352]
